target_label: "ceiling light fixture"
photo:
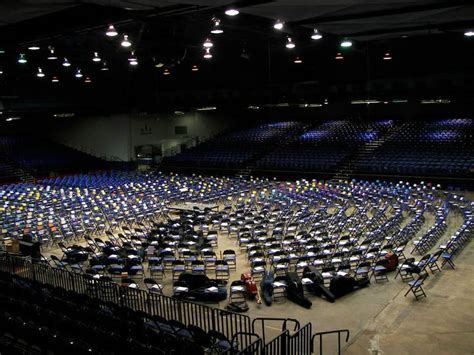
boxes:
[203,47,212,59]
[163,69,170,75]
[225,8,239,16]
[101,62,109,71]
[28,45,40,51]
[106,25,118,37]
[192,64,199,72]
[63,58,71,67]
[121,35,131,47]
[18,53,27,64]
[129,52,138,66]
[51,76,59,83]
[211,18,223,34]
[294,57,302,64]
[75,69,83,78]
[47,46,57,60]
[203,38,213,48]
[274,20,284,30]
[286,37,295,49]
[37,67,45,78]
[92,52,101,62]
[383,52,392,60]
[84,77,92,83]
[311,29,323,40]
[464,30,474,37]
[340,39,353,48]
[335,52,344,60]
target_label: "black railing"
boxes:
[251,317,301,344]
[311,329,350,355]
[263,330,289,355]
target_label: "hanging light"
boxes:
[464,30,474,37]
[286,37,295,49]
[340,39,353,48]
[335,52,344,60]
[121,35,131,47]
[106,25,118,37]
[211,18,223,34]
[225,8,239,16]
[383,52,392,60]
[28,45,40,51]
[294,57,302,64]
[36,67,45,78]
[18,53,27,64]
[163,68,170,75]
[192,64,199,72]
[75,69,83,78]
[84,77,92,83]
[129,51,138,66]
[92,52,101,62]
[47,46,57,60]
[311,29,323,40]
[51,76,59,83]
[274,20,284,30]
[203,38,213,48]
[203,48,212,59]
[63,58,71,67]
[0,69,3,75]
[101,62,109,71]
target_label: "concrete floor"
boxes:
[44,191,474,354]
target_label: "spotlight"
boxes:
[203,48,212,59]
[101,62,109,71]
[121,35,131,47]
[28,45,40,51]
[51,76,59,83]
[294,57,302,64]
[203,38,213,48]
[106,25,118,37]
[92,52,101,62]
[0,69,3,75]
[383,52,392,60]
[274,20,284,30]
[465,30,474,37]
[75,69,83,78]
[286,37,295,49]
[311,29,323,40]
[18,53,27,64]
[225,8,239,16]
[63,58,71,67]
[340,39,352,48]
[192,65,199,72]
[335,52,344,60]
[47,46,57,60]
[36,67,45,78]
[211,19,223,34]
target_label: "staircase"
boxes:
[333,122,409,180]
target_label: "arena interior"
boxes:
[1,1,474,354]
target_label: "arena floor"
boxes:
[43,190,474,355]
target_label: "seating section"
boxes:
[256,120,392,172]
[354,118,474,177]
[163,121,305,168]
[0,136,106,178]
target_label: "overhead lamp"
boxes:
[84,77,92,83]
[63,58,71,67]
[311,29,323,40]
[18,53,27,64]
[75,69,83,78]
[383,52,392,60]
[203,47,212,59]
[0,50,5,54]
[121,35,131,47]
[47,46,57,60]
[225,8,239,16]
[294,57,302,64]
[129,53,138,66]
[191,64,199,72]
[101,62,109,71]
[286,37,295,49]
[464,30,474,37]
[106,25,118,37]
[0,69,3,75]
[51,76,59,83]
[340,39,353,48]
[28,45,40,51]
[92,52,101,62]
[203,38,213,48]
[274,20,284,30]
[211,19,223,34]
[155,62,164,68]
[335,52,344,60]
[36,67,45,78]
[163,69,170,75]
